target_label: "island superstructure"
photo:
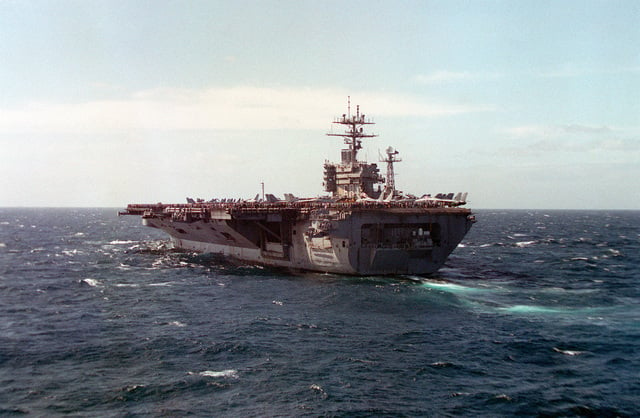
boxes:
[120,101,475,275]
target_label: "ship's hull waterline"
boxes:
[139,205,474,275]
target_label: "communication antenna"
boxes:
[379,146,402,194]
[327,98,377,164]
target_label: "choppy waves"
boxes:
[0,208,638,416]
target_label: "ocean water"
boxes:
[0,208,638,416]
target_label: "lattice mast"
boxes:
[326,97,377,164]
[380,146,402,195]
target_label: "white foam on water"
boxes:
[272,300,284,306]
[0,242,7,248]
[114,283,139,288]
[151,259,165,267]
[608,249,622,257]
[81,278,101,287]
[190,369,239,378]
[73,232,85,237]
[108,240,137,245]
[168,321,186,327]
[117,263,132,271]
[501,305,565,314]
[541,287,597,295]
[430,361,454,367]
[553,347,584,356]
[309,384,328,398]
[148,282,175,287]
[569,257,590,261]
[515,240,537,248]
[422,280,485,294]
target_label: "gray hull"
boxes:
[142,206,473,275]
[122,102,475,275]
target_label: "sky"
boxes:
[1,0,639,209]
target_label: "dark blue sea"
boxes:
[0,208,638,416]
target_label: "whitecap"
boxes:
[515,241,536,248]
[0,242,7,248]
[73,232,85,237]
[148,282,175,287]
[430,361,454,367]
[272,300,284,306]
[309,384,328,397]
[108,240,137,245]
[81,278,101,287]
[168,321,186,327]
[62,249,86,257]
[190,369,238,378]
[553,347,584,356]
[114,283,139,288]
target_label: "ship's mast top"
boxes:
[380,146,402,196]
[327,97,377,164]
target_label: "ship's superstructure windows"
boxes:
[326,100,385,199]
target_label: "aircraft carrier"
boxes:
[120,100,475,275]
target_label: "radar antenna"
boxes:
[379,146,402,195]
[327,97,377,164]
